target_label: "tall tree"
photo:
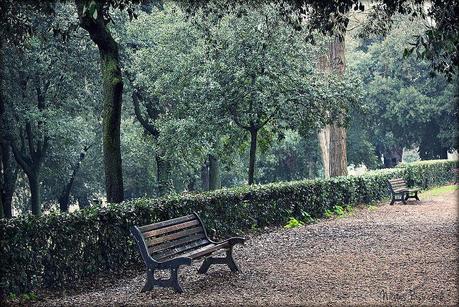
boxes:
[328,36,348,177]
[317,35,350,177]
[74,0,124,203]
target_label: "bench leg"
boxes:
[390,197,395,206]
[141,266,184,293]
[225,249,240,272]
[170,266,184,293]
[198,248,240,274]
[141,269,155,292]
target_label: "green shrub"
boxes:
[284,217,304,229]
[0,160,456,295]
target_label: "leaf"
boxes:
[92,8,98,20]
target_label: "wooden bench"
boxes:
[387,178,420,205]
[452,168,459,184]
[130,213,245,293]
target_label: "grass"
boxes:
[421,184,458,199]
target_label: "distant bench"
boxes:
[452,168,459,184]
[130,213,245,293]
[387,178,420,205]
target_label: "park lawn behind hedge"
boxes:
[0,159,457,295]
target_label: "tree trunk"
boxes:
[329,123,348,176]
[100,48,124,203]
[28,173,41,216]
[208,154,221,190]
[248,129,258,185]
[200,161,209,191]
[0,149,3,219]
[76,1,124,203]
[383,146,403,168]
[77,192,91,209]
[328,35,348,177]
[187,175,196,192]
[317,127,331,178]
[156,154,173,197]
[0,30,4,218]
[1,143,16,218]
[59,146,90,212]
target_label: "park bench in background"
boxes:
[452,168,459,184]
[130,213,245,293]
[387,178,420,205]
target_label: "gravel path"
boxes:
[34,189,458,306]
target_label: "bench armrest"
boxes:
[225,237,246,246]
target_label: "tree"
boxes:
[73,0,126,203]
[3,7,103,215]
[203,7,328,185]
[348,17,457,166]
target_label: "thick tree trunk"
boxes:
[383,146,403,168]
[155,154,173,197]
[76,1,124,203]
[328,35,348,177]
[248,129,258,185]
[329,123,348,176]
[28,173,41,216]
[100,49,124,203]
[0,31,4,218]
[317,127,331,178]
[208,154,220,190]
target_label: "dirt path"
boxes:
[35,189,458,306]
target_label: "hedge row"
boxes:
[0,160,457,295]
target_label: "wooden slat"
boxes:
[139,214,196,233]
[143,220,200,239]
[148,232,207,255]
[146,226,203,247]
[155,239,210,261]
[389,179,405,183]
[181,242,230,260]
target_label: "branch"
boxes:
[25,122,35,158]
[10,140,32,176]
[132,90,160,138]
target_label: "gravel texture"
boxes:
[31,189,458,306]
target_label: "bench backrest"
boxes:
[387,178,408,192]
[131,213,211,263]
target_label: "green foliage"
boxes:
[284,217,304,229]
[348,17,457,162]
[0,160,456,295]
[324,205,346,218]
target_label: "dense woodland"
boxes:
[0,1,457,218]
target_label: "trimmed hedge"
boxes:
[0,160,457,295]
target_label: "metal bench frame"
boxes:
[130,212,245,293]
[387,178,420,205]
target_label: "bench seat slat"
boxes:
[181,242,230,260]
[139,214,196,233]
[143,219,200,239]
[155,239,211,261]
[149,232,207,255]
[146,226,203,247]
